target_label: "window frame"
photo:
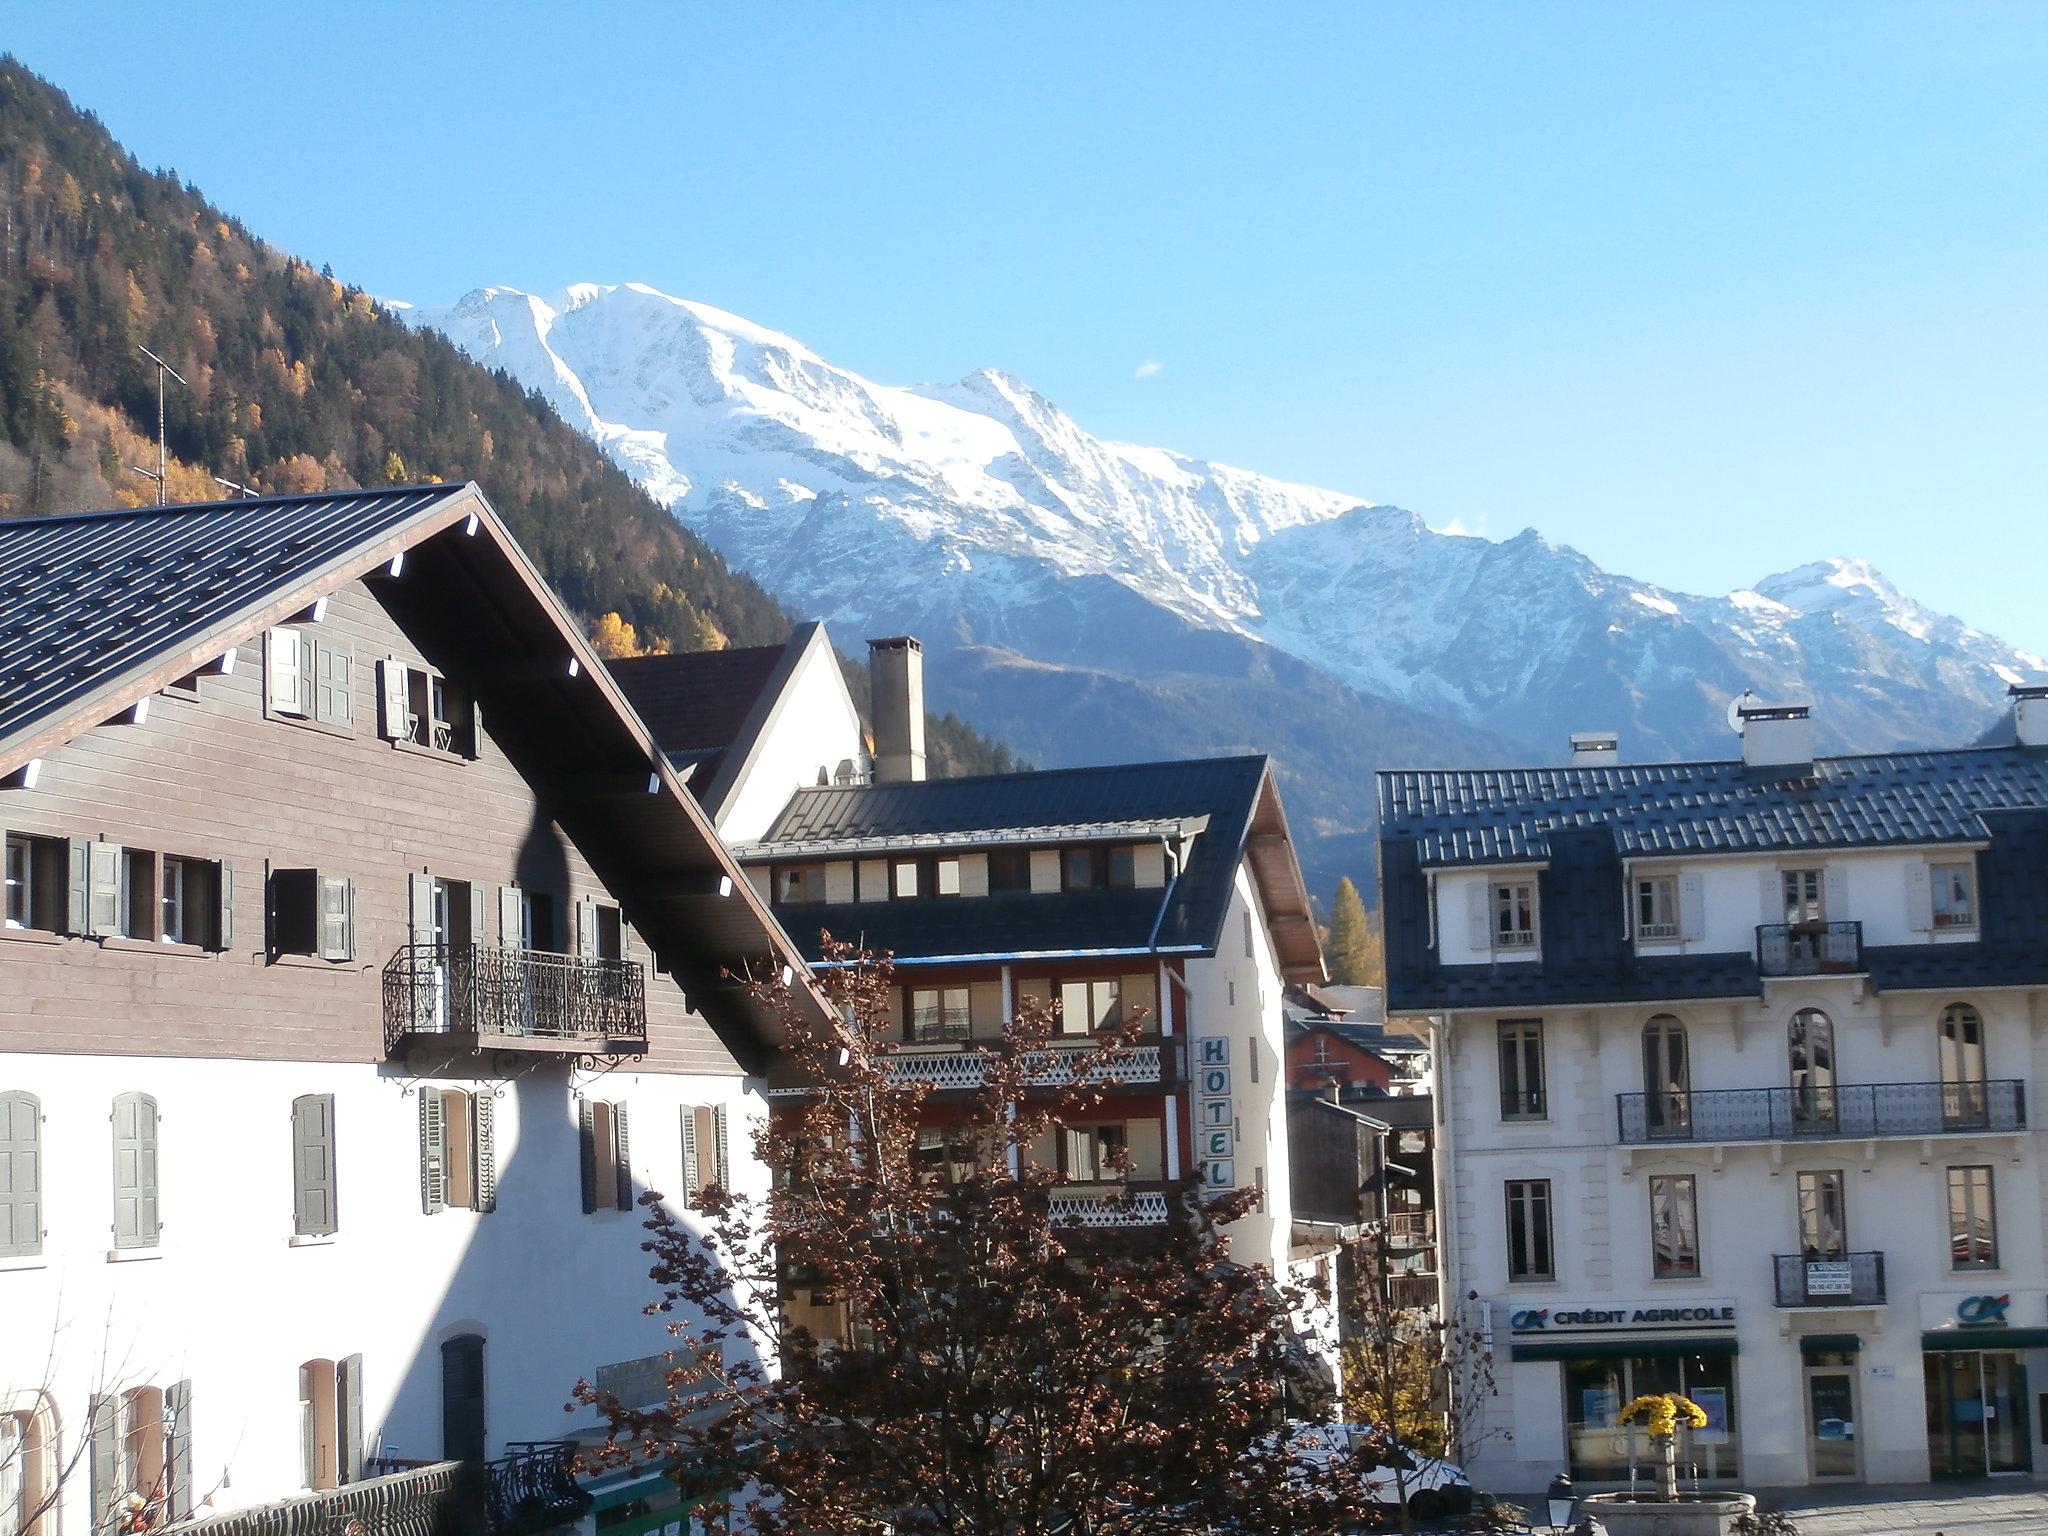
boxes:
[1930,863,1977,931]
[986,848,1031,893]
[907,985,972,1043]
[1947,1164,1998,1271]
[772,865,827,907]
[1505,1178,1555,1283]
[1649,1173,1700,1279]
[1491,880,1539,950]
[1634,872,1680,941]
[1497,1019,1547,1120]
[3,833,64,933]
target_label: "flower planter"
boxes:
[1581,1490,1757,1536]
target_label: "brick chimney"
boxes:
[868,636,926,783]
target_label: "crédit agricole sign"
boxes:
[1509,1299,1738,1336]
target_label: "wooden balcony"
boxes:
[887,1037,1174,1093]
[1046,1180,1173,1227]
[383,942,647,1057]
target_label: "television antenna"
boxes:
[130,344,188,506]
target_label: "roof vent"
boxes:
[1569,731,1619,767]
[2012,683,2048,749]
[1735,699,1814,773]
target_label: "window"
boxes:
[1108,846,1136,890]
[1948,1166,1997,1269]
[1650,1175,1699,1278]
[1634,874,1679,940]
[292,1095,337,1238]
[154,855,231,949]
[1938,1003,1989,1126]
[378,660,475,756]
[0,1091,41,1259]
[298,1356,363,1490]
[1781,868,1825,926]
[580,1099,632,1214]
[111,1092,159,1251]
[1931,864,1975,930]
[1505,1180,1554,1281]
[269,627,354,730]
[681,1104,731,1211]
[270,870,354,960]
[892,859,920,899]
[1056,978,1123,1035]
[774,866,826,906]
[1642,1015,1690,1135]
[439,1336,486,1463]
[1796,1170,1847,1259]
[1788,1008,1837,1126]
[1062,849,1098,892]
[1,1397,57,1536]
[1062,1123,1129,1181]
[909,987,971,1043]
[1497,1020,1545,1119]
[987,848,1031,893]
[3,834,62,931]
[935,857,962,897]
[1492,881,1537,948]
[419,1088,494,1214]
[914,1126,980,1186]
[89,1383,192,1530]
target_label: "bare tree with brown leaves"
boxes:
[573,940,1388,1534]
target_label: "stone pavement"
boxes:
[1676,1484,2047,1536]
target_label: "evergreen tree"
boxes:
[1325,876,1383,988]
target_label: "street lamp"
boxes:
[1545,1472,1576,1533]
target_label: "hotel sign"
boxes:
[1196,1036,1234,1189]
[1508,1299,1738,1335]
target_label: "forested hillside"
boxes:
[0,58,1014,776]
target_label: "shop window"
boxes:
[1564,1354,1738,1483]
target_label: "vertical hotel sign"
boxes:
[1197,1036,1234,1188]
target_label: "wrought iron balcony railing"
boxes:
[484,1443,591,1536]
[1616,1080,2025,1145]
[1757,921,1863,976]
[1774,1251,1886,1308]
[383,942,647,1055]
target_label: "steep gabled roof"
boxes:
[740,755,1324,981]
[0,482,831,1053]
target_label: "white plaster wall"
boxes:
[713,640,863,846]
[0,1053,771,1530]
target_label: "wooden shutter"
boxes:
[465,695,484,760]
[419,1090,446,1215]
[575,898,598,959]
[88,1393,118,1535]
[712,1104,731,1192]
[408,873,435,949]
[1822,865,1847,920]
[578,1099,598,1214]
[613,1102,633,1212]
[1906,862,1934,932]
[1679,872,1706,943]
[312,642,354,729]
[439,1336,486,1463]
[464,884,486,951]
[1465,883,1491,953]
[498,887,523,949]
[1760,868,1782,922]
[378,660,410,740]
[214,861,234,950]
[299,1361,318,1489]
[339,1355,364,1484]
[472,1094,495,1214]
[87,841,123,938]
[0,1091,41,1258]
[268,628,303,713]
[292,1094,337,1238]
[319,877,354,961]
[66,836,90,935]
[680,1106,700,1209]
[165,1380,193,1519]
[111,1092,159,1249]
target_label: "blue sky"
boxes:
[14,4,2048,654]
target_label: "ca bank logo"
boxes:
[1510,1308,1550,1331]
[1957,1294,2012,1327]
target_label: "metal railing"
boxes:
[1757,921,1863,976]
[1773,1251,1886,1308]
[1617,1080,2025,1144]
[160,1461,484,1536]
[887,1043,1167,1092]
[1047,1183,1172,1227]
[383,942,646,1054]
[483,1443,590,1536]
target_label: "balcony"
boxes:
[1757,921,1862,977]
[383,942,647,1057]
[1046,1181,1172,1227]
[483,1443,593,1536]
[1616,1080,2026,1145]
[1387,1210,1435,1246]
[1774,1251,1886,1308]
[887,1039,1170,1093]
[1387,1273,1441,1311]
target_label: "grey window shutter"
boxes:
[577,1099,597,1214]
[1760,868,1783,922]
[378,660,411,741]
[1906,862,1934,931]
[613,1102,633,1212]
[166,1380,193,1519]
[466,695,483,760]
[329,644,354,728]
[1464,883,1491,952]
[319,876,354,961]
[680,1106,700,1209]
[420,1090,446,1215]
[408,873,435,948]
[473,1094,496,1214]
[339,1355,364,1484]
[293,1093,337,1237]
[214,861,234,950]
[89,1393,118,1535]
[0,1092,41,1258]
[712,1104,731,1191]
[112,1092,159,1249]
[575,898,597,959]
[464,883,486,952]
[87,841,123,938]
[66,836,91,935]
[498,887,522,949]
[1679,872,1706,942]
[1823,864,1847,919]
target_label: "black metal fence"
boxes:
[1617,1079,2026,1144]
[483,1443,592,1536]
[1774,1251,1886,1307]
[160,1461,484,1536]
[383,942,646,1053]
[1757,921,1862,976]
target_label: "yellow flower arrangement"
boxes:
[1616,1392,1710,1441]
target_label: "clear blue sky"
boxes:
[14,4,2047,653]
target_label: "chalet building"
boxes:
[1380,695,2048,1492]
[0,485,829,1536]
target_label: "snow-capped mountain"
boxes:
[405,281,2045,886]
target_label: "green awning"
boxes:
[1800,1334,1861,1356]
[1511,1337,1739,1363]
[1923,1329,2048,1353]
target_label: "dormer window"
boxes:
[1492,881,1538,949]
[1634,873,1679,941]
[988,849,1031,892]
[1062,845,1138,893]
[1931,864,1976,930]
[775,866,826,906]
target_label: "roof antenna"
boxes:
[130,345,188,506]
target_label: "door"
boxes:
[1939,1005,1989,1129]
[440,1335,486,1462]
[1783,868,1825,966]
[1927,1352,2033,1477]
[1797,1170,1847,1259]
[1804,1366,1860,1480]
[1789,1009,1838,1133]
[1642,1016,1690,1137]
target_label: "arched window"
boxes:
[1788,1009,1837,1130]
[1642,1015,1690,1136]
[1939,1004,1988,1127]
[1,1396,58,1536]
[440,1335,487,1463]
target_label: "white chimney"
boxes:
[1569,731,1620,767]
[1737,701,1814,773]
[2014,684,2048,748]
[868,636,926,783]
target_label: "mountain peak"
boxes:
[1752,555,1901,613]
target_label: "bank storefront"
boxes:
[1506,1298,1742,1484]
[1919,1291,2047,1479]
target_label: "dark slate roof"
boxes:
[751,756,1273,966]
[1284,1016,1428,1057]
[609,642,789,754]
[1378,748,2048,868]
[0,484,473,764]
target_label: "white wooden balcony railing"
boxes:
[1047,1185,1171,1227]
[887,1044,1165,1092]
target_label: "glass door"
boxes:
[1796,1170,1848,1259]
[1927,1352,2033,1477]
[1804,1364,1860,1480]
[1789,1009,1838,1133]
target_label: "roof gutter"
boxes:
[1142,832,1184,953]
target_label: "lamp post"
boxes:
[1545,1472,1577,1533]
